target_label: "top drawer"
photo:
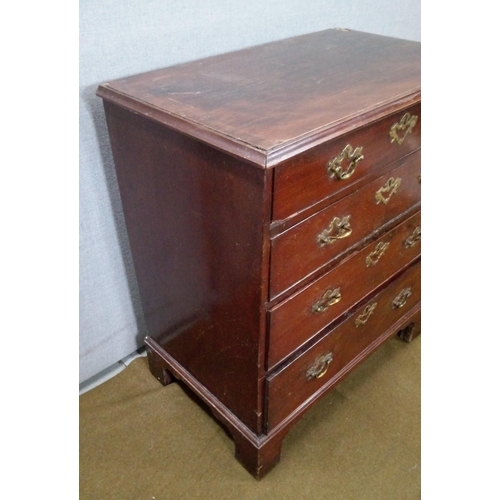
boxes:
[273,103,421,221]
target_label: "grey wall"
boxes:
[79,0,420,383]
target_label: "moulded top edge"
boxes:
[97,29,420,168]
[98,83,420,170]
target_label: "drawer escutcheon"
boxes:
[389,113,418,145]
[306,352,333,380]
[365,241,390,267]
[317,215,352,246]
[312,288,342,313]
[375,177,402,205]
[355,303,377,327]
[392,287,412,309]
[404,226,421,248]
[326,144,364,180]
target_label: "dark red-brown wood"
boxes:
[270,151,421,299]
[266,260,421,430]
[273,103,421,222]
[268,211,421,369]
[102,101,273,434]
[97,29,420,167]
[97,29,421,479]
[398,309,421,342]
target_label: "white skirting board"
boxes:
[79,347,147,395]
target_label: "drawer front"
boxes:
[266,259,421,431]
[273,103,421,221]
[267,211,421,369]
[270,150,420,299]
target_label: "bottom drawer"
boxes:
[265,259,421,431]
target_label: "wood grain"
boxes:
[266,260,421,430]
[103,101,272,434]
[97,29,421,478]
[268,212,421,369]
[273,103,421,221]
[270,151,421,299]
[97,29,420,166]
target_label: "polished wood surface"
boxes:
[266,260,421,430]
[98,29,421,479]
[270,151,421,299]
[273,103,420,221]
[268,211,421,369]
[103,101,272,433]
[97,29,420,166]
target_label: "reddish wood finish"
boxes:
[97,29,421,479]
[273,103,421,222]
[270,151,421,299]
[98,29,420,162]
[266,260,421,430]
[268,211,421,369]
[102,101,272,433]
[231,430,285,480]
[144,335,288,479]
[398,310,421,342]
[146,347,175,387]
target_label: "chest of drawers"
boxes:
[97,29,421,479]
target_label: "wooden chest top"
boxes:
[97,29,420,166]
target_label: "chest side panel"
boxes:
[103,101,271,433]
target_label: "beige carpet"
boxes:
[80,335,420,499]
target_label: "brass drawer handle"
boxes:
[306,352,333,380]
[389,113,418,145]
[355,303,377,327]
[404,227,421,248]
[375,177,401,205]
[317,215,352,246]
[312,288,341,313]
[392,287,412,309]
[365,242,389,267]
[326,144,364,180]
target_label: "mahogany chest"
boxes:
[97,29,421,479]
